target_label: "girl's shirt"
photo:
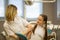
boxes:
[30,25,45,40]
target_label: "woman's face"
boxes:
[37,16,45,26]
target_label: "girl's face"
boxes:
[37,16,45,26]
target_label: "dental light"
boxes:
[24,0,56,3]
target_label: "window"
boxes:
[0,0,43,21]
[25,2,43,20]
[57,0,60,18]
[8,0,24,17]
[0,0,5,17]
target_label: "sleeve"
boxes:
[22,18,33,32]
[22,18,29,27]
[3,23,15,36]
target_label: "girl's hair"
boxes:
[5,4,17,21]
[33,14,47,40]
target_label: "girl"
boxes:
[30,14,47,40]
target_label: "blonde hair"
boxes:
[5,4,17,21]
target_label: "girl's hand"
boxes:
[26,31,32,40]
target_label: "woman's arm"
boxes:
[22,24,33,40]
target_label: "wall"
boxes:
[43,0,60,25]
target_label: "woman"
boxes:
[30,14,47,40]
[3,4,32,40]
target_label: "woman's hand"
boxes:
[9,34,18,39]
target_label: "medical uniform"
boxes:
[30,25,45,40]
[3,16,29,40]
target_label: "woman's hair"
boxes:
[33,14,47,40]
[5,4,17,21]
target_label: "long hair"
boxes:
[41,14,47,40]
[33,14,47,40]
[5,4,17,21]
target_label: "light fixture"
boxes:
[24,0,33,5]
[24,0,56,3]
